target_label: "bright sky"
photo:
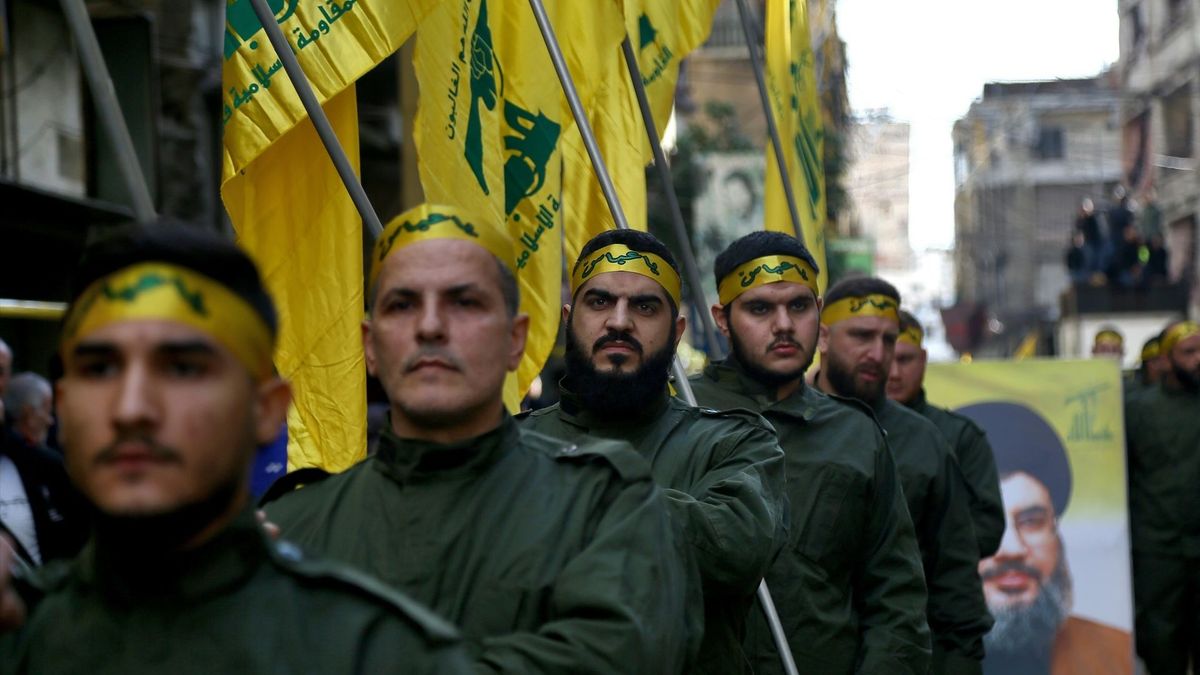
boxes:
[837,0,1120,251]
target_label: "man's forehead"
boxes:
[735,280,816,304]
[1002,471,1055,512]
[72,319,221,352]
[578,271,668,301]
[831,314,899,334]
[378,239,500,290]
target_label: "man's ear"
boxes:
[711,304,731,337]
[561,303,571,324]
[253,378,292,445]
[673,313,687,348]
[507,313,531,372]
[818,323,830,354]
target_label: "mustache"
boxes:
[593,331,643,355]
[403,347,465,373]
[767,336,802,352]
[94,434,182,465]
[981,560,1044,583]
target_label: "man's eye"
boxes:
[636,302,656,315]
[75,360,118,378]
[746,303,769,315]
[588,297,608,308]
[456,296,482,308]
[789,300,810,312]
[165,360,208,378]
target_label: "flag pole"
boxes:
[619,37,724,358]
[526,2,796,673]
[245,0,383,239]
[58,0,156,223]
[731,0,806,247]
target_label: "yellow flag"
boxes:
[560,0,721,267]
[221,0,439,471]
[763,0,828,293]
[415,0,620,408]
[1013,330,1040,360]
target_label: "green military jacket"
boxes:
[519,387,787,675]
[265,414,693,674]
[2,509,471,674]
[689,359,931,675]
[906,389,1005,557]
[1125,382,1200,557]
[865,397,992,675]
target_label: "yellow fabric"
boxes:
[1140,338,1161,362]
[221,1,438,471]
[561,0,722,266]
[370,204,517,291]
[1013,331,1039,360]
[763,0,828,294]
[224,89,365,473]
[61,263,274,380]
[415,0,621,411]
[1161,321,1200,355]
[716,255,818,305]
[570,244,682,307]
[898,324,924,348]
[221,0,441,175]
[820,294,900,326]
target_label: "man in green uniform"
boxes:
[1092,327,1125,361]
[519,229,786,675]
[1125,333,1168,403]
[688,230,931,674]
[887,309,1004,558]
[0,224,472,673]
[1125,320,1200,675]
[265,204,693,673]
[816,276,991,674]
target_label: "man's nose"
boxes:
[112,364,159,431]
[605,299,633,333]
[416,301,447,343]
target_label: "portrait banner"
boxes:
[925,359,1134,675]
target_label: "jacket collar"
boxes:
[705,356,820,422]
[374,412,515,484]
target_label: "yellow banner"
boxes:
[925,360,1133,674]
[221,0,440,175]
[220,1,437,471]
[561,0,721,267]
[763,0,827,294]
[417,0,615,408]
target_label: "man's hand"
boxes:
[0,535,27,631]
[256,510,281,540]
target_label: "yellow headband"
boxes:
[1093,330,1124,348]
[1161,321,1200,355]
[570,244,682,307]
[369,203,515,291]
[61,262,275,380]
[717,255,818,305]
[899,324,924,346]
[1141,339,1161,362]
[821,294,900,326]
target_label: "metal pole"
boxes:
[731,0,805,247]
[58,0,155,223]
[619,37,723,358]
[525,0,630,232]
[245,0,383,239]
[528,3,796,673]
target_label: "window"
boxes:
[1163,83,1194,158]
[1032,127,1065,160]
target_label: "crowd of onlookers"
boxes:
[1066,187,1169,289]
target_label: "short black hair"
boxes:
[712,230,820,292]
[68,220,278,339]
[824,276,901,307]
[575,229,681,313]
[898,309,922,335]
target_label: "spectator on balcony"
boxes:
[1065,231,1090,284]
[1074,199,1104,278]
[1145,234,1168,286]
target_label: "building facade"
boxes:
[952,75,1123,351]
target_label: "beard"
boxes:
[983,553,1074,659]
[89,474,244,556]
[1170,355,1200,392]
[728,325,812,390]
[824,348,886,404]
[563,317,677,419]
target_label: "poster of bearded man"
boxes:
[925,359,1133,675]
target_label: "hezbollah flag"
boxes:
[763,0,828,293]
[221,0,439,471]
[561,0,721,266]
[415,0,621,408]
